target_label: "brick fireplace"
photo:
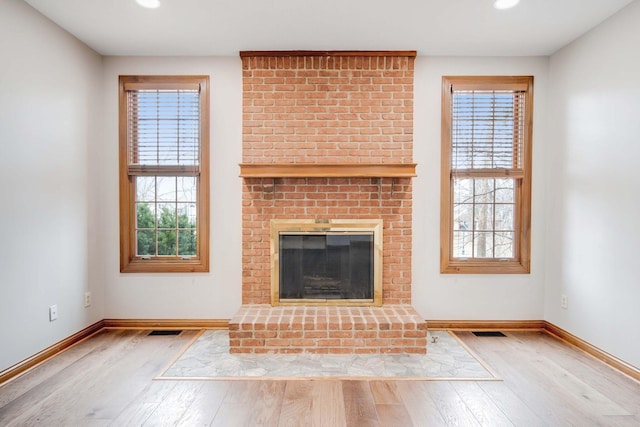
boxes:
[229,51,427,354]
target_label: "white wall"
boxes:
[0,0,103,371]
[101,55,549,323]
[412,56,549,321]
[545,1,640,368]
[99,57,242,319]
[101,56,551,321]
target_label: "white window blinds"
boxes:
[451,87,525,176]
[125,83,201,176]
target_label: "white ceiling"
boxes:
[24,0,634,57]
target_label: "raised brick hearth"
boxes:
[229,305,427,354]
[234,50,426,355]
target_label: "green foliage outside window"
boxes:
[136,204,197,257]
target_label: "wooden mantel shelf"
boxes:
[239,163,417,178]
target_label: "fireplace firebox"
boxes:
[279,233,373,300]
[270,219,382,306]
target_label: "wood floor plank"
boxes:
[495,332,623,426]
[450,381,514,426]
[342,381,380,427]
[249,381,286,426]
[461,330,638,426]
[532,355,631,416]
[278,381,313,427]
[99,331,200,425]
[456,331,565,426]
[600,415,640,426]
[212,380,285,426]
[222,380,258,404]
[278,381,347,427]
[109,380,181,426]
[142,381,206,426]
[369,380,402,404]
[309,382,347,427]
[396,381,448,427]
[532,331,640,416]
[175,381,231,426]
[0,330,151,425]
[375,403,413,427]
[88,330,199,422]
[210,403,255,427]
[0,329,124,408]
[477,381,548,427]
[421,381,482,426]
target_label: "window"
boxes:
[119,76,209,272]
[441,76,532,274]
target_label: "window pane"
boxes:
[177,177,196,202]
[454,178,473,204]
[474,204,494,231]
[157,203,176,228]
[133,175,198,259]
[495,204,514,231]
[453,231,473,257]
[474,232,494,258]
[136,176,156,201]
[136,203,156,229]
[158,230,177,255]
[495,232,514,258]
[178,203,197,228]
[452,176,517,261]
[474,179,495,203]
[134,176,197,259]
[157,177,176,202]
[136,230,156,256]
[495,178,514,203]
[178,230,197,256]
[454,204,472,231]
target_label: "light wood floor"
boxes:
[0,329,638,426]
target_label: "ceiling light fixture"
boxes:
[136,0,161,9]
[493,0,520,10]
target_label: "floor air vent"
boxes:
[148,330,182,336]
[472,331,507,337]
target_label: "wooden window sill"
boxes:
[121,258,209,273]
[441,260,530,274]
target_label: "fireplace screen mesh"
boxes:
[279,233,374,300]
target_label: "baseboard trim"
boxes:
[102,318,229,329]
[427,319,545,331]
[542,321,640,382]
[0,320,105,386]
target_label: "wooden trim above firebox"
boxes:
[239,163,417,178]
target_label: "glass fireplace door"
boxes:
[279,233,374,301]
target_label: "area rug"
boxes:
[156,330,499,381]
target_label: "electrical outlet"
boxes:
[49,305,58,321]
[84,292,92,308]
[561,294,568,309]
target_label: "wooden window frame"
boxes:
[119,75,210,273]
[440,76,533,274]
